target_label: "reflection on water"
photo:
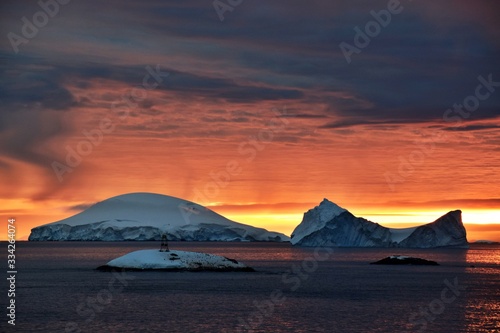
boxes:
[466,244,500,266]
[466,301,500,332]
[464,245,500,332]
[9,242,500,332]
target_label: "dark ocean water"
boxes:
[2,242,499,333]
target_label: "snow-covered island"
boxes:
[291,199,469,248]
[29,193,289,242]
[97,249,254,272]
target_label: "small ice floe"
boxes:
[96,249,254,272]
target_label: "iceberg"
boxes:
[291,199,468,248]
[96,249,254,272]
[29,193,289,242]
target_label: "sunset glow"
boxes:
[1,1,499,242]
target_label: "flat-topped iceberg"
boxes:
[97,249,254,272]
[29,192,289,242]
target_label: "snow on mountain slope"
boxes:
[29,193,289,242]
[291,199,468,248]
[389,227,418,243]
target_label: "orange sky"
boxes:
[1,1,499,242]
[2,102,499,241]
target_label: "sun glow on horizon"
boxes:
[461,210,500,225]
[218,208,500,239]
[221,213,303,237]
[2,195,499,241]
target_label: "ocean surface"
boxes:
[2,242,499,333]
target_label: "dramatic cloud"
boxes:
[443,124,500,132]
[1,0,499,240]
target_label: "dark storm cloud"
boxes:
[0,54,77,198]
[3,1,499,127]
[318,111,440,129]
[323,120,418,129]
[0,106,71,199]
[141,1,499,125]
[2,56,302,104]
[0,54,77,111]
[1,0,500,195]
[442,123,500,131]
[0,49,301,199]
[145,69,303,102]
[203,3,498,115]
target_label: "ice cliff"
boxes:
[291,199,468,248]
[29,193,289,242]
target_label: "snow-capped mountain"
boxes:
[291,199,468,248]
[29,193,289,242]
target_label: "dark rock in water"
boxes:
[370,255,439,266]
